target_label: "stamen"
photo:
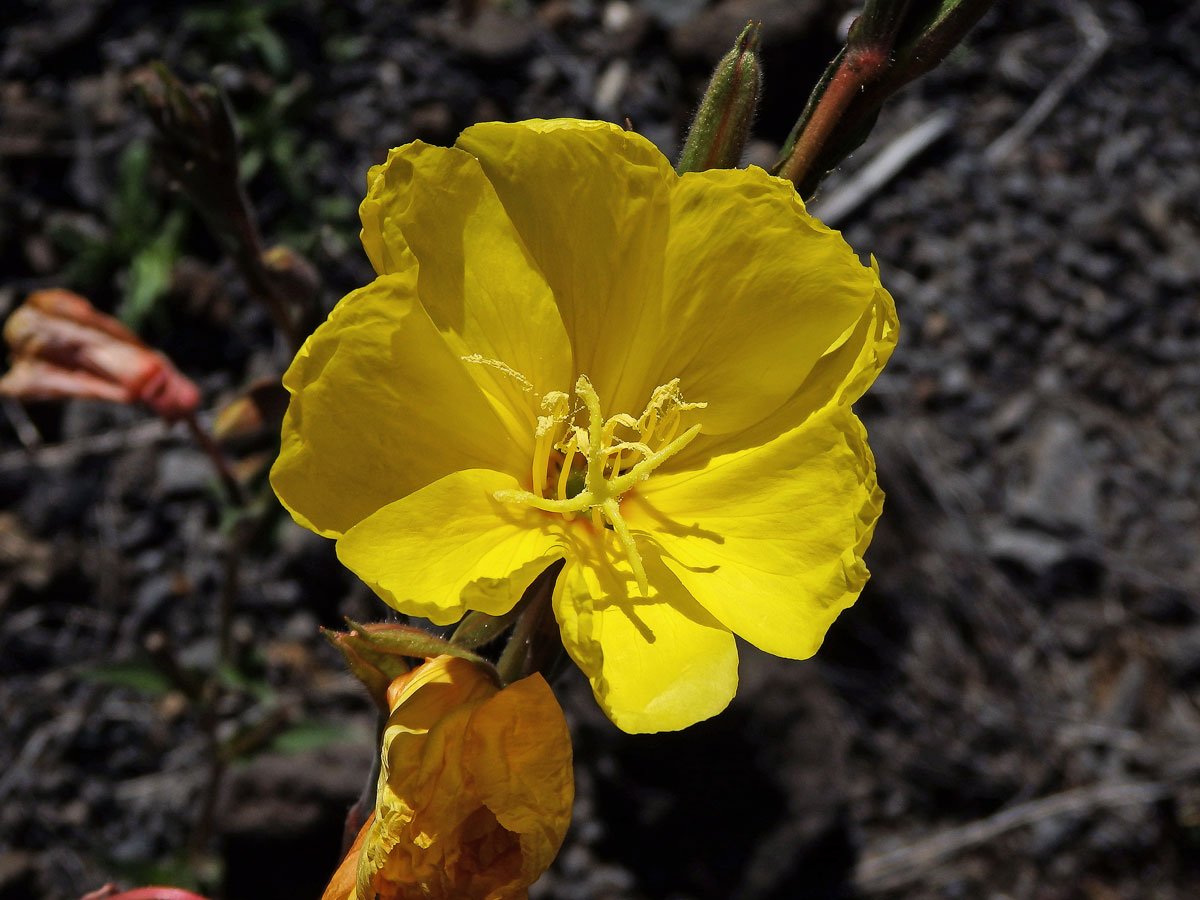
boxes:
[640,408,660,446]
[533,393,569,498]
[608,446,622,479]
[657,407,681,447]
[574,375,608,493]
[532,429,550,499]
[603,498,648,596]
[493,373,705,597]
[460,354,536,393]
[556,433,578,521]
[608,424,701,495]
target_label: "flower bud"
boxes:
[212,376,290,447]
[0,289,200,421]
[676,21,763,174]
[323,621,495,714]
[321,656,574,900]
[262,245,321,313]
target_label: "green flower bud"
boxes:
[676,21,763,174]
[322,619,494,713]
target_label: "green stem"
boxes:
[495,561,563,685]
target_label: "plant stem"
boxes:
[342,709,385,855]
[184,413,245,507]
[495,561,563,685]
[778,46,889,190]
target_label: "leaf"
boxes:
[270,719,364,754]
[118,209,186,329]
[81,661,174,696]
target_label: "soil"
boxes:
[2,1,1199,899]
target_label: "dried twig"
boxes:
[811,110,955,227]
[1,396,42,448]
[0,419,173,471]
[854,778,1173,892]
[985,0,1110,164]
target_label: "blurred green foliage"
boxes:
[81,659,175,696]
[270,719,367,755]
[183,0,294,76]
[50,139,188,330]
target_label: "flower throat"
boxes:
[490,372,705,596]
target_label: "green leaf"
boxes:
[270,719,364,754]
[118,209,186,329]
[81,661,174,696]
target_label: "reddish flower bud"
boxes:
[0,289,200,421]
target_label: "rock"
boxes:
[155,447,213,497]
[593,58,631,114]
[220,742,373,900]
[1010,416,1102,537]
[986,526,1071,574]
[670,0,826,61]
[1164,627,1200,684]
[989,391,1037,439]
[440,6,540,60]
[641,0,708,29]
[0,851,39,900]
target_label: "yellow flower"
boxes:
[271,119,897,733]
[321,655,573,900]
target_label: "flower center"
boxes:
[494,374,705,595]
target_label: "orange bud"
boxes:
[322,656,574,900]
[211,377,290,445]
[0,289,200,421]
[262,245,321,310]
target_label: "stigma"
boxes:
[494,374,705,596]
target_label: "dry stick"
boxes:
[853,778,1172,892]
[342,710,386,856]
[811,110,956,226]
[217,515,253,664]
[183,413,245,507]
[984,0,1110,164]
[0,419,169,471]
[189,678,226,864]
[1,396,42,449]
[229,229,302,354]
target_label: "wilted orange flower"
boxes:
[0,288,199,420]
[322,655,573,900]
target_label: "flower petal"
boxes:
[678,263,897,466]
[654,168,883,435]
[322,816,369,900]
[360,142,572,434]
[464,673,574,883]
[271,273,530,538]
[337,469,566,625]
[634,404,883,660]
[552,537,739,733]
[455,119,675,416]
[365,656,501,900]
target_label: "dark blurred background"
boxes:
[2,1,1199,898]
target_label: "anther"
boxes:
[494,373,705,596]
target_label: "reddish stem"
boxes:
[183,413,245,507]
[778,46,890,189]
